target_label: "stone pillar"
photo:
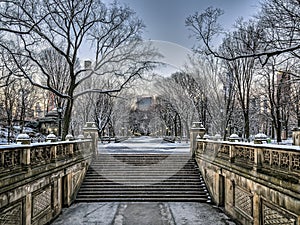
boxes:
[190,122,206,158]
[25,192,32,225]
[51,175,62,217]
[83,122,99,155]
[292,128,300,146]
[253,192,260,225]
[63,173,72,207]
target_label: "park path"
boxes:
[51,137,236,225]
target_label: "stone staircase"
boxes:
[75,153,211,202]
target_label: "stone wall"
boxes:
[195,140,300,225]
[0,140,93,225]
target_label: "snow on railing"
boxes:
[196,140,300,175]
[0,140,92,172]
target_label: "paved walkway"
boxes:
[52,137,236,225]
[51,202,236,225]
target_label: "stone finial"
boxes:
[46,133,57,142]
[16,133,31,145]
[192,121,205,129]
[77,134,84,140]
[229,133,240,142]
[84,122,97,128]
[254,133,268,144]
[203,134,210,140]
[65,134,74,141]
[214,134,222,141]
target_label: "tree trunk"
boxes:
[297,104,300,127]
[275,109,282,143]
[62,98,74,140]
[244,111,250,141]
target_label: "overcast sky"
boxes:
[81,1,261,73]
[111,0,261,49]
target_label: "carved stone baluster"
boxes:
[23,147,31,170]
[254,147,262,171]
[229,145,235,163]
[51,145,57,162]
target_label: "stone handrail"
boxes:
[0,140,92,174]
[0,122,98,225]
[195,139,300,225]
[196,140,300,177]
[0,139,93,225]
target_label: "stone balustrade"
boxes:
[195,139,300,225]
[0,140,92,173]
[197,140,300,176]
[0,139,93,225]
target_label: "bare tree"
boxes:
[257,56,298,142]
[221,23,262,139]
[155,75,195,138]
[184,55,235,138]
[0,0,157,139]
[186,1,300,66]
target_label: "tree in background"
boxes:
[0,0,157,139]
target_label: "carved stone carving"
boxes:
[32,186,51,218]
[262,201,296,225]
[217,144,230,159]
[0,202,22,225]
[235,147,254,164]
[205,169,214,191]
[234,186,253,217]
[72,171,82,192]
[291,153,300,171]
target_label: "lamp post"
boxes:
[57,107,63,139]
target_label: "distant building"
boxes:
[129,96,158,135]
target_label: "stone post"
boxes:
[253,192,260,225]
[63,173,72,207]
[16,133,31,145]
[253,148,262,171]
[292,128,300,146]
[46,133,57,142]
[228,134,240,142]
[254,133,268,144]
[25,192,32,225]
[83,122,99,155]
[190,122,206,158]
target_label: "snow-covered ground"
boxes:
[99,136,190,154]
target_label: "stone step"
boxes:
[75,197,210,202]
[80,182,205,186]
[78,186,207,191]
[75,154,210,202]
[77,190,208,195]
[84,174,201,178]
[81,179,202,183]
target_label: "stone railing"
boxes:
[0,140,92,173]
[195,139,300,225]
[0,139,93,225]
[197,140,300,176]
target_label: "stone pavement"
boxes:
[51,202,236,225]
[52,138,237,224]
